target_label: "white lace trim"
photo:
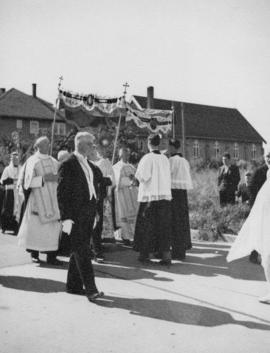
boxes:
[140,195,172,202]
[171,179,193,190]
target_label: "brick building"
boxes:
[131,87,265,163]
[0,85,68,144]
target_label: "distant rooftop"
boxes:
[0,88,64,121]
[132,95,265,143]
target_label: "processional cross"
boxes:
[58,76,63,90]
[123,82,129,96]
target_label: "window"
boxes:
[30,120,39,135]
[214,141,220,159]
[55,122,66,136]
[251,144,256,160]
[233,143,239,160]
[16,119,23,129]
[193,140,200,158]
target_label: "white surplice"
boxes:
[113,160,138,240]
[169,155,193,190]
[135,152,172,202]
[18,152,61,251]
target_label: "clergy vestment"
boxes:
[134,151,172,258]
[169,153,193,258]
[94,158,115,241]
[18,152,61,251]
[113,160,138,241]
[0,162,19,233]
[227,170,270,272]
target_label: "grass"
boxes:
[188,168,250,241]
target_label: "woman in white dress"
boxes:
[227,147,270,304]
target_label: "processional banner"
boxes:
[126,106,172,134]
[59,89,126,118]
[59,89,172,134]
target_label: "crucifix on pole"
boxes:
[111,82,129,164]
[50,75,63,155]
[123,82,129,97]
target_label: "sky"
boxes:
[1,0,270,141]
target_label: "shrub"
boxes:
[188,168,250,241]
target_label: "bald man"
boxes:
[17,136,62,265]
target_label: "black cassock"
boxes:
[134,200,172,258]
[171,189,192,259]
[1,177,18,234]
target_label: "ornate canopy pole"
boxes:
[50,76,63,155]
[181,102,186,157]
[171,102,176,140]
[111,82,129,164]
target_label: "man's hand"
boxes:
[62,220,74,235]
[43,173,58,183]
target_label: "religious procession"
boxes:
[1,82,270,308]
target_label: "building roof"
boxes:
[0,88,64,121]
[132,95,265,144]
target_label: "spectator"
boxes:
[218,152,240,207]
[236,171,252,204]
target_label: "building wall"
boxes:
[0,117,70,142]
[183,138,263,163]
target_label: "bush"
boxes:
[188,168,250,241]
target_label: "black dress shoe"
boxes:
[31,257,41,263]
[137,255,152,264]
[122,239,132,246]
[159,259,172,266]
[172,254,185,260]
[46,258,63,266]
[66,289,85,295]
[153,252,162,259]
[87,291,104,302]
[94,256,105,264]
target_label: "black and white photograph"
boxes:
[0,1,270,352]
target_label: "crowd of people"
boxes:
[0,132,193,302]
[1,132,270,304]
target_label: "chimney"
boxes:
[32,83,37,98]
[0,88,6,95]
[147,86,154,109]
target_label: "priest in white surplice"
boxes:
[18,136,61,265]
[113,147,138,244]
[169,139,193,260]
[133,134,172,265]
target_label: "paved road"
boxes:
[0,231,270,353]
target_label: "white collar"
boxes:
[36,151,50,159]
[74,150,88,162]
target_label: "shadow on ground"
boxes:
[95,295,270,330]
[0,275,66,293]
[1,274,269,330]
[100,242,265,282]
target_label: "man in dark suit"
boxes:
[218,152,240,207]
[57,132,104,302]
